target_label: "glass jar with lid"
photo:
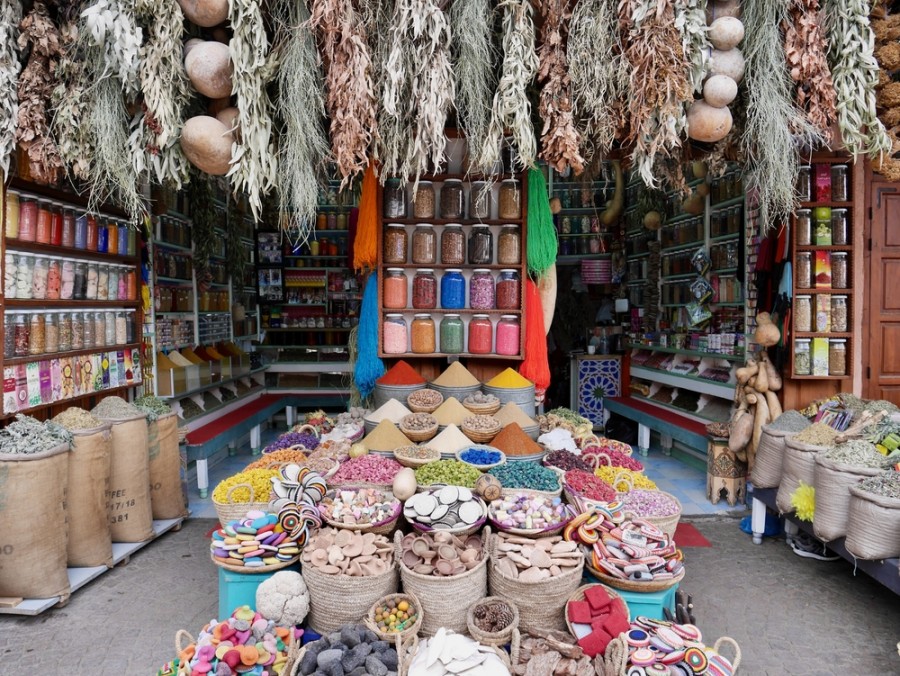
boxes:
[412,268,437,309]
[796,209,812,246]
[496,269,521,310]
[470,269,495,310]
[58,312,72,352]
[470,181,491,219]
[74,212,88,249]
[831,208,849,245]
[114,311,126,344]
[45,313,59,353]
[16,255,34,300]
[497,225,521,265]
[829,339,847,376]
[831,164,849,202]
[383,224,408,264]
[85,262,99,300]
[82,311,95,348]
[125,310,135,343]
[468,225,493,265]
[794,339,811,375]
[413,181,435,219]
[97,264,109,300]
[383,268,408,309]
[71,312,84,349]
[383,314,408,354]
[411,314,436,353]
[439,314,463,354]
[831,295,848,333]
[46,258,61,300]
[411,223,437,264]
[468,315,493,354]
[118,223,130,256]
[796,166,812,202]
[441,224,465,265]
[18,196,36,242]
[496,315,520,355]
[61,207,75,248]
[13,313,28,357]
[97,218,109,253]
[4,253,16,298]
[795,295,812,332]
[29,313,45,355]
[94,312,106,347]
[3,314,13,359]
[104,311,115,345]
[5,189,19,239]
[31,256,48,300]
[440,269,465,309]
[36,200,51,244]
[832,252,848,289]
[73,261,87,300]
[49,202,63,246]
[440,179,464,219]
[109,265,120,301]
[498,179,521,219]
[126,269,137,300]
[796,252,812,289]
[61,260,75,300]
[85,214,98,251]
[107,218,119,254]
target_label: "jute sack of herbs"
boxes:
[147,411,188,519]
[66,421,114,567]
[813,451,883,543]
[0,442,72,602]
[776,436,828,514]
[844,472,900,560]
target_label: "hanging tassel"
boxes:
[526,167,558,278]
[519,278,550,397]
[354,272,385,398]
[353,161,378,271]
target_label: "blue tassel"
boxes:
[354,272,385,398]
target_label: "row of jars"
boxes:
[4,310,135,359]
[158,216,191,247]
[384,268,521,311]
[315,211,350,231]
[795,207,849,246]
[383,178,522,221]
[794,295,849,333]
[794,338,847,376]
[795,251,849,289]
[5,191,138,256]
[156,286,194,313]
[383,223,521,266]
[4,253,137,302]
[660,218,704,249]
[709,206,743,239]
[559,234,608,256]
[796,164,850,203]
[154,249,193,280]
[709,171,745,205]
[383,314,520,356]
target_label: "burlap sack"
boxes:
[148,412,187,519]
[0,443,71,601]
[812,455,882,543]
[67,423,113,567]
[96,412,154,542]
[845,485,900,560]
[776,437,826,513]
[751,426,795,489]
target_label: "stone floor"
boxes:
[1,516,898,675]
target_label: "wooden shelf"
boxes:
[795,245,852,251]
[792,332,852,338]
[264,327,352,332]
[382,308,521,314]
[0,384,136,419]
[793,288,852,295]
[6,299,140,309]
[153,240,192,253]
[7,239,138,265]
[4,343,141,366]
[380,263,523,270]
[709,196,745,210]
[384,218,524,226]
[799,201,852,208]
[379,351,522,360]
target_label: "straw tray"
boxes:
[466,596,520,648]
[565,583,629,638]
[407,389,444,413]
[456,445,506,471]
[586,563,685,593]
[212,483,272,527]
[463,397,502,415]
[319,487,403,535]
[393,445,441,469]
[210,552,300,574]
[462,420,502,444]
[400,414,439,443]
[365,592,423,642]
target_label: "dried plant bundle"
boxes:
[52,20,93,181]
[679,0,710,94]
[0,0,23,180]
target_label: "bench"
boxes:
[603,396,708,457]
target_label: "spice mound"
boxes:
[301,527,394,576]
[330,455,404,486]
[52,407,103,431]
[432,361,480,387]
[377,359,426,385]
[491,422,542,456]
[486,368,533,389]
[399,529,484,577]
[415,459,483,488]
[212,468,278,504]
[793,422,838,447]
[492,532,581,581]
[488,461,560,492]
[91,395,143,419]
[543,449,591,472]
[361,420,413,451]
[428,424,472,454]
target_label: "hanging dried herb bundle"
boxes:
[273,0,328,242]
[743,0,821,226]
[479,0,539,173]
[451,0,497,173]
[187,171,216,289]
[784,0,837,142]
[679,0,710,94]
[309,0,377,186]
[0,0,23,180]
[568,0,627,164]
[535,0,584,174]
[52,20,93,180]
[705,90,747,177]
[870,8,900,180]
[226,195,247,293]
[16,2,64,185]
[130,0,191,188]
[823,0,891,158]
[619,0,692,188]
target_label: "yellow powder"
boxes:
[495,401,537,428]
[180,348,206,365]
[486,368,533,389]
[431,397,469,426]
[167,351,195,367]
[432,361,480,387]
[205,347,226,360]
[362,420,413,451]
[365,399,412,424]
[428,424,472,454]
[156,351,177,370]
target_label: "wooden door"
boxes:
[866,182,900,404]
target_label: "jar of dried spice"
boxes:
[47,259,61,300]
[5,189,19,239]
[796,252,812,289]
[468,315,493,354]
[441,224,465,265]
[61,207,75,248]
[45,313,59,353]
[470,181,491,219]
[3,315,13,359]
[29,313,45,355]
[58,312,72,352]
[829,339,847,376]
[383,224,408,264]
[16,255,33,300]
[14,314,28,357]
[412,268,437,309]
[411,314,436,353]
[414,182,436,220]
[497,225,521,265]
[49,202,63,246]
[831,252,848,289]
[71,312,84,350]
[795,295,812,332]
[468,225,493,265]
[498,179,521,219]
[440,269,465,309]
[61,260,75,300]
[86,262,99,300]
[36,200,52,244]
[383,268,409,309]
[470,269,495,310]
[440,179,464,219]
[384,178,407,218]
[795,209,812,246]
[412,224,437,264]
[31,256,48,300]
[831,295,848,333]
[440,314,463,354]
[4,253,14,299]
[18,196,36,242]
[496,315,520,355]
[496,269,520,310]
[794,339,811,375]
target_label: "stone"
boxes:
[366,654,389,676]
[317,648,344,670]
[323,663,345,676]
[341,625,362,647]
[299,649,319,675]
[363,628,380,643]
[380,650,399,671]
[370,640,390,653]
[342,644,371,672]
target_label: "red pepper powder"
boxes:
[377,360,426,386]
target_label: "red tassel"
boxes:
[353,161,378,271]
[519,279,550,392]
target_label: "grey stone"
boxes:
[379,650,398,671]
[342,643,372,672]
[370,640,390,654]
[323,664,345,676]
[365,655,388,676]
[329,632,344,644]
[362,627,379,643]
[317,648,344,669]
[341,625,362,647]
[300,649,320,675]
[349,669,368,676]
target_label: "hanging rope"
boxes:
[353,161,378,271]
[526,167,558,277]
[353,271,385,398]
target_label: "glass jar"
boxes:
[816,296,831,333]
[831,164,849,202]
[497,225,521,265]
[45,313,59,353]
[127,226,137,256]
[411,314,436,353]
[498,179,521,219]
[97,264,109,300]
[440,179,464,219]
[29,313,45,355]
[71,312,84,349]
[85,262,99,300]
[468,225,493,265]
[49,202,63,246]
[82,311,95,348]
[108,266,120,301]
[58,312,72,352]
[413,182,435,219]
[384,180,407,219]
[831,295,848,333]
[383,268,408,309]
[85,214,98,251]
[412,268,437,309]
[45,259,60,301]
[92,312,104,346]
[74,213,88,249]
[470,181,491,219]
[3,314,13,359]
[115,311,127,344]
[831,208,849,246]
[62,208,75,248]
[125,269,137,300]
[796,166,812,202]
[107,218,119,254]
[73,262,87,300]
[411,224,437,264]
[13,314,28,357]
[4,253,16,298]
[61,260,75,300]
[794,339,811,375]
[832,252,848,289]
[796,252,812,289]
[468,315,493,354]
[795,209,812,246]
[829,339,847,376]
[383,314,408,354]
[97,218,109,253]
[496,315,520,355]
[795,295,812,332]
[104,311,115,345]
[36,200,51,244]
[5,189,19,239]
[125,311,135,343]
[496,269,521,310]
[31,256,48,300]
[440,269,465,309]
[439,314,463,354]
[118,223,130,256]
[441,225,465,265]
[16,255,33,300]
[470,269,495,309]
[18,196,36,242]
[383,224,408,264]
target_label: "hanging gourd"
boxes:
[180,116,234,175]
[184,41,233,99]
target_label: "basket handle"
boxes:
[226,482,255,505]
[612,471,634,493]
[584,451,612,471]
[580,434,602,449]
[509,627,521,667]
[294,424,320,439]
[175,629,196,658]
[713,637,742,672]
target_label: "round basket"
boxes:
[582,435,634,457]
[487,497,572,538]
[393,445,441,469]
[845,483,900,560]
[408,501,488,538]
[777,436,828,513]
[303,456,341,480]
[462,417,502,444]
[564,583,629,638]
[364,591,423,642]
[212,483,271,527]
[467,596,520,648]
[751,426,797,489]
[463,398,502,415]
[303,559,400,635]
[407,389,444,413]
[399,422,438,443]
[563,487,617,514]
[319,487,402,536]
[209,552,300,575]
[456,445,506,471]
[813,454,883,543]
[603,634,741,676]
[586,562,685,593]
[430,382,482,403]
[622,491,683,541]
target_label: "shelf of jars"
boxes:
[377,167,527,360]
[790,158,853,380]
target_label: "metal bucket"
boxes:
[482,384,536,418]
[521,424,540,441]
[373,383,426,410]
[430,383,482,402]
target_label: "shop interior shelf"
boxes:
[383,218,524,226]
[798,201,853,208]
[381,308,522,314]
[1,384,136,420]
[660,241,705,253]
[154,240,192,253]
[628,393,728,424]
[795,245,853,251]
[711,267,739,274]
[556,254,611,265]
[379,263,523,270]
[263,327,352,332]
[709,232,741,243]
[156,276,194,285]
[628,344,745,362]
[159,367,267,401]
[792,288,853,295]
[7,239,138,265]
[709,196,745,210]
[3,343,141,367]
[711,301,745,307]
[631,366,736,399]
[659,272,697,281]
[176,385,266,425]
[6,299,141,309]
[379,351,522,360]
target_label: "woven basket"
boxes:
[303,560,400,635]
[844,484,900,560]
[212,483,271,527]
[393,445,441,469]
[813,455,883,542]
[456,445,506,471]
[776,437,827,513]
[600,634,741,676]
[401,635,512,671]
[463,398,502,415]
[582,435,634,457]
[466,596,520,647]
[586,562,685,593]
[751,426,797,488]
[400,415,439,443]
[395,528,490,636]
[408,389,444,413]
[488,492,572,538]
[564,583,629,638]
[209,552,300,574]
[320,487,402,536]
[487,532,584,632]
[563,486,614,513]
[622,491,682,540]
[364,591,424,642]
[409,509,488,538]
[461,418,502,444]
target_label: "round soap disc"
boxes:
[405,494,421,509]
[418,515,434,524]
[457,487,473,501]
[439,486,459,504]
[432,504,450,520]
[415,495,438,516]
[459,501,483,524]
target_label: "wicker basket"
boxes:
[622,491,682,540]
[407,389,444,413]
[395,528,491,636]
[467,596,520,647]
[303,559,400,635]
[401,635,513,672]
[364,591,424,643]
[392,445,440,469]
[601,634,741,676]
[212,483,272,527]
[563,486,615,513]
[776,437,828,513]
[586,562,685,593]
[488,490,572,538]
[813,455,883,543]
[456,445,506,471]
[320,487,402,536]
[751,426,797,489]
[408,503,488,538]
[461,416,502,444]
[564,583,629,638]
[463,397,502,415]
[399,415,439,443]
[209,552,300,574]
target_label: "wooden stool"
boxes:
[707,436,748,506]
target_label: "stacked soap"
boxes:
[211,512,302,568]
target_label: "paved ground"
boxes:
[1,516,897,674]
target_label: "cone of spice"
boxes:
[428,424,473,455]
[365,399,413,424]
[362,420,413,452]
[495,402,537,428]
[432,397,470,427]
[432,361,480,388]
[486,368,533,389]
[377,360,426,385]
[491,423,543,457]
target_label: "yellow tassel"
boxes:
[791,482,815,522]
[353,161,378,271]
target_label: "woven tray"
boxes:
[210,552,300,574]
[408,390,444,413]
[393,445,441,469]
[586,562,685,593]
[320,487,402,535]
[364,591,423,642]
[463,398,502,415]
[212,482,271,527]
[400,415,439,443]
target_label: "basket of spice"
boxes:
[457,445,506,471]
[399,413,439,443]
[318,486,403,535]
[211,469,278,526]
[463,392,501,416]
[562,469,617,511]
[414,459,483,491]
[488,491,572,538]
[621,488,682,540]
[462,415,502,444]
[487,461,562,498]
[365,592,423,641]
[542,449,592,479]
[407,388,444,414]
[393,444,440,469]
[752,411,811,489]
[467,596,520,648]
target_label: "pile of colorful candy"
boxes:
[211,510,315,568]
[330,455,404,486]
[616,618,738,676]
[583,517,683,583]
